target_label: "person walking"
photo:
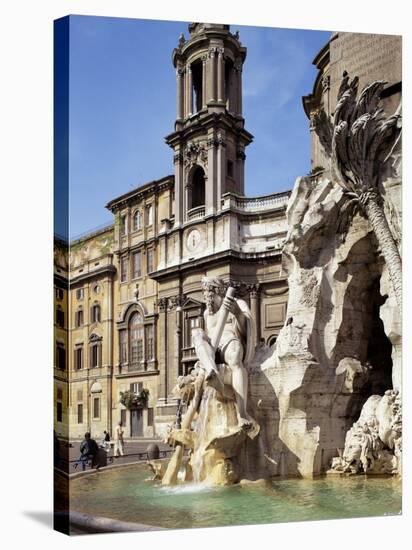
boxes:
[114,421,125,457]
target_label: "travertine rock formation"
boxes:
[248,166,401,478]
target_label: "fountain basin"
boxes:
[65,464,401,530]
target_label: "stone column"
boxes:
[202,55,207,109]
[157,298,168,401]
[206,135,217,215]
[236,149,246,194]
[183,68,188,118]
[176,67,184,121]
[217,48,224,103]
[236,60,243,116]
[229,65,236,113]
[187,65,193,117]
[216,133,226,208]
[249,284,261,343]
[208,48,216,103]
[106,275,113,434]
[173,152,183,227]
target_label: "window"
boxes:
[148,408,154,427]
[76,288,84,300]
[130,313,144,369]
[190,166,205,209]
[132,251,142,279]
[120,214,127,235]
[56,401,62,423]
[77,403,83,424]
[120,330,127,364]
[56,307,64,328]
[91,304,101,323]
[120,256,129,282]
[120,409,126,427]
[55,287,63,300]
[75,346,83,370]
[130,382,143,394]
[133,210,142,231]
[191,59,203,113]
[146,205,153,226]
[75,308,83,328]
[93,284,100,294]
[56,344,66,370]
[147,249,154,274]
[90,343,100,368]
[227,159,234,178]
[146,325,154,361]
[190,317,202,347]
[93,397,100,419]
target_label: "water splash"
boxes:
[160,482,215,496]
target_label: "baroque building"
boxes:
[54,22,292,441]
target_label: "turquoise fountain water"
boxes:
[69,464,401,529]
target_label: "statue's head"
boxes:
[201,277,226,314]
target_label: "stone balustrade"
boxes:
[187,205,206,221]
[221,190,291,212]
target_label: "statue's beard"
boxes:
[205,293,215,314]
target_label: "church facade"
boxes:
[54,22,290,441]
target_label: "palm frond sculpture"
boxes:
[313,71,402,310]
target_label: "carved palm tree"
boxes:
[313,72,402,310]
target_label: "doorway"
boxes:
[130,408,143,437]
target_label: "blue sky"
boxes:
[58,16,330,239]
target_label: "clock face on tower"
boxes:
[186,228,202,253]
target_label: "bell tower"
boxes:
[166,23,253,227]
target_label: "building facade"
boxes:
[54,22,291,441]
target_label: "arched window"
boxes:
[190,166,205,209]
[133,210,142,231]
[130,312,144,369]
[118,307,157,373]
